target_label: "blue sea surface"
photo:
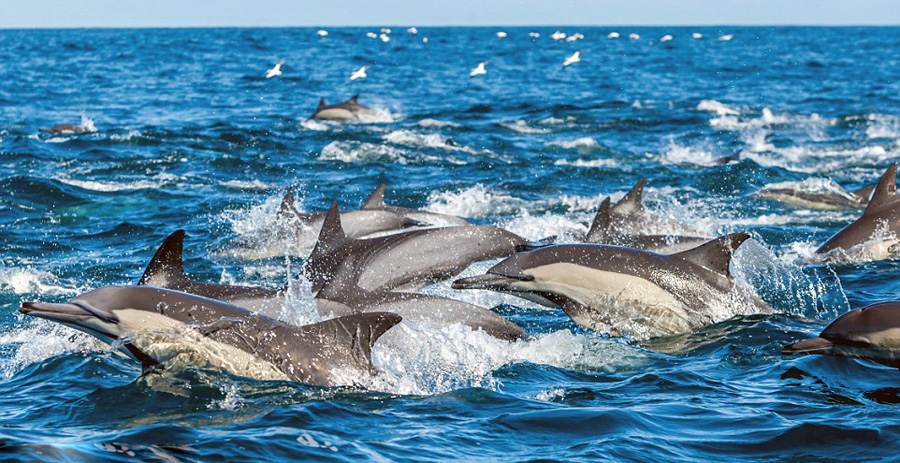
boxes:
[1,26,900,462]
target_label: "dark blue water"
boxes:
[2,26,900,462]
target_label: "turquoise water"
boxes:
[2,26,900,461]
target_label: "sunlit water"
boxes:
[2,27,900,462]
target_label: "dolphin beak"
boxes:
[782,336,834,355]
[452,273,531,290]
[20,301,118,324]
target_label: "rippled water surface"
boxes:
[2,26,900,462]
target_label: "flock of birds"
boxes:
[260,28,737,81]
[19,158,900,386]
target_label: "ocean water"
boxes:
[1,26,900,462]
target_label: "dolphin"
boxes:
[20,286,401,386]
[40,123,91,134]
[306,202,527,293]
[222,191,421,260]
[601,178,705,237]
[582,196,709,254]
[452,233,771,340]
[360,183,470,226]
[816,164,900,262]
[757,182,873,210]
[783,301,900,369]
[316,279,527,341]
[309,94,373,121]
[139,230,525,341]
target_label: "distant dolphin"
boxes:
[360,183,470,226]
[140,230,525,341]
[310,94,373,121]
[582,196,709,254]
[757,183,873,210]
[316,279,527,341]
[279,190,422,238]
[816,164,900,262]
[783,301,900,369]
[305,202,526,293]
[20,286,401,386]
[452,233,771,339]
[601,178,705,237]
[40,124,91,134]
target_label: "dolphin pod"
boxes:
[20,286,401,387]
[452,233,771,339]
[816,163,900,263]
[138,229,526,341]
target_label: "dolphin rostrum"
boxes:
[310,94,373,121]
[452,233,771,340]
[816,163,900,262]
[20,286,401,386]
[140,230,525,340]
[783,301,900,369]
[361,183,470,226]
[305,202,526,293]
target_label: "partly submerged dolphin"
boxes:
[783,301,900,369]
[816,164,900,262]
[279,190,421,238]
[40,123,92,134]
[599,178,705,237]
[316,279,527,341]
[582,196,709,254]
[452,233,771,340]
[20,286,401,386]
[360,183,470,226]
[757,182,873,210]
[310,94,373,121]
[140,230,525,341]
[305,202,526,293]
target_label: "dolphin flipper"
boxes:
[139,230,187,286]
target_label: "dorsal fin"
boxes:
[277,190,296,218]
[585,197,613,243]
[348,94,359,104]
[308,201,348,262]
[671,232,750,278]
[852,184,876,202]
[361,183,387,209]
[302,312,401,368]
[318,98,326,108]
[139,230,187,286]
[612,178,646,214]
[863,164,899,215]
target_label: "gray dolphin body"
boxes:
[140,230,525,341]
[783,302,900,369]
[582,195,709,254]
[310,94,373,121]
[452,233,771,340]
[757,183,873,210]
[816,164,900,262]
[361,183,470,227]
[279,190,420,239]
[20,286,401,386]
[40,124,91,134]
[306,203,527,293]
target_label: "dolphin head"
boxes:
[783,302,900,368]
[21,288,125,345]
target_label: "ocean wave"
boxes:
[866,113,900,139]
[697,99,741,116]
[221,179,271,190]
[553,158,618,168]
[0,267,75,296]
[383,129,474,152]
[318,141,464,165]
[58,173,180,192]
[499,120,551,134]
[545,137,602,151]
[415,119,461,128]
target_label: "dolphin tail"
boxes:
[862,163,899,215]
[671,232,751,277]
[361,183,387,209]
[139,230,187,286]
[585,197,614,243]
[612,178,646,214]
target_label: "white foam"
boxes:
[866,114,900,139]
[221,180,270,190]
[659,140,723,166]
[545,137,600,150]
[416,119,461,128]
[499,120,550,134]
[697,99,740,116]
[554,158,618,168]
[298,119,332,131]
[0,320,107,379]
[0,267,76,295]
[109,129,141,141]
[318,141,461,165]
[424,184,527,217]
[58,173,179,192]
[383,129,472,152]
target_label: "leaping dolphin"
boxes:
[309,94,373,121]
[20,286,401,386]
[783,301,900,369]
[360,183,470,226]
[452,233,771,339]
[305,202,526,293]
[816,163,900,262]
